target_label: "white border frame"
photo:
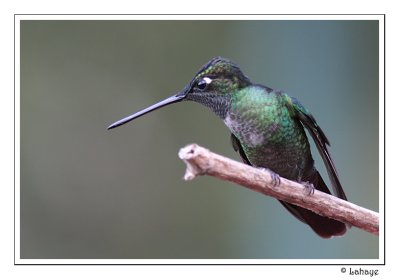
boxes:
[14,14,385,265]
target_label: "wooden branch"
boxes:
[178,143,379,236]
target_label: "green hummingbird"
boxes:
[108,57,349,238]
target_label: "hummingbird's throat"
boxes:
[187,93,232,119]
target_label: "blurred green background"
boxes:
[20,20,379,259]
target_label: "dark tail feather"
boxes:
[279,170,347,238]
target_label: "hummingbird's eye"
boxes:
[196,77,212,91]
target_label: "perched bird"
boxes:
[108,57,349,238]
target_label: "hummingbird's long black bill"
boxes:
[107,93,186,130]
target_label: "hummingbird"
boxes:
[108,57,349,238]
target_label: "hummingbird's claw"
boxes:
[270,171,281,188]
[259,167,281,188]
[301,181,315,196]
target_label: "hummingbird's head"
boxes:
[173,57,251,118]
[108,57,250,129]
[182,56,251,98]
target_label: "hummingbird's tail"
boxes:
[279,170,348,238]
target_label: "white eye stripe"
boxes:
[203,77,212,84]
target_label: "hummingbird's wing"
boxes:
[288,97,347,201]
[230,133,252,165]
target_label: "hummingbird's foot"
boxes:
[301,181,315,196]
[270,172,281,188]
[259,168,281,188]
